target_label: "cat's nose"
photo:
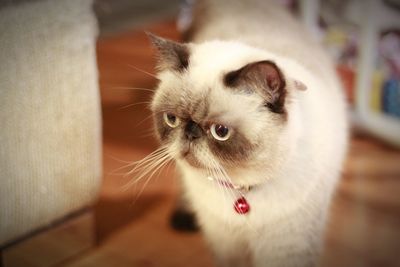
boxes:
[185,120,203,141]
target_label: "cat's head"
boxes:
[149,34,306,184]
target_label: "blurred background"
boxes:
[0,0,399,267]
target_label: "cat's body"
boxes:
[148,1,348,266]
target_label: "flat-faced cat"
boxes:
[146,0,348,266]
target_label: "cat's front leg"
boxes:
[210,240,253,267]
[201,219,253,267]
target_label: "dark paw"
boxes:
[170,209,199,232]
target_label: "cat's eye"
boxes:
[210,124,231,141]
[163,112,180,128]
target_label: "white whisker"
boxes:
[208,160,232,227]
[105,86,155,92]
[120,146,173,198]
[219,164,261,235]
[123,153,170,185]
[131,158,172,204]
[123,147,168,176]
[127,64,159,79]
[136,113,155,127]
[118,101,152,110]
[105,153,135,164]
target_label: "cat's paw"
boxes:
[170,209,199,232]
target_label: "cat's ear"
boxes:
[146,32,189,72]
[224,60,287,114]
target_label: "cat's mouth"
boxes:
[181,144,203,168]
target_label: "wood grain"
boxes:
[2,212,94,267]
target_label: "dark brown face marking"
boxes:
[154,112,173,141]
[224,60,287,115]
[154,104,255,167]
[208,131,255,166]
[153,79,257,167]
[147,32,189,72]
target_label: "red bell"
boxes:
[234,197,250,214]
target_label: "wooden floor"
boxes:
[61,20,400,267]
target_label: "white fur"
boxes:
[152,1,348,266]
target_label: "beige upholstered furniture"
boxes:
[0,0,102,263]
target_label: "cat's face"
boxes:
[149,34,299,182]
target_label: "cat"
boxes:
[143,0,348,266]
